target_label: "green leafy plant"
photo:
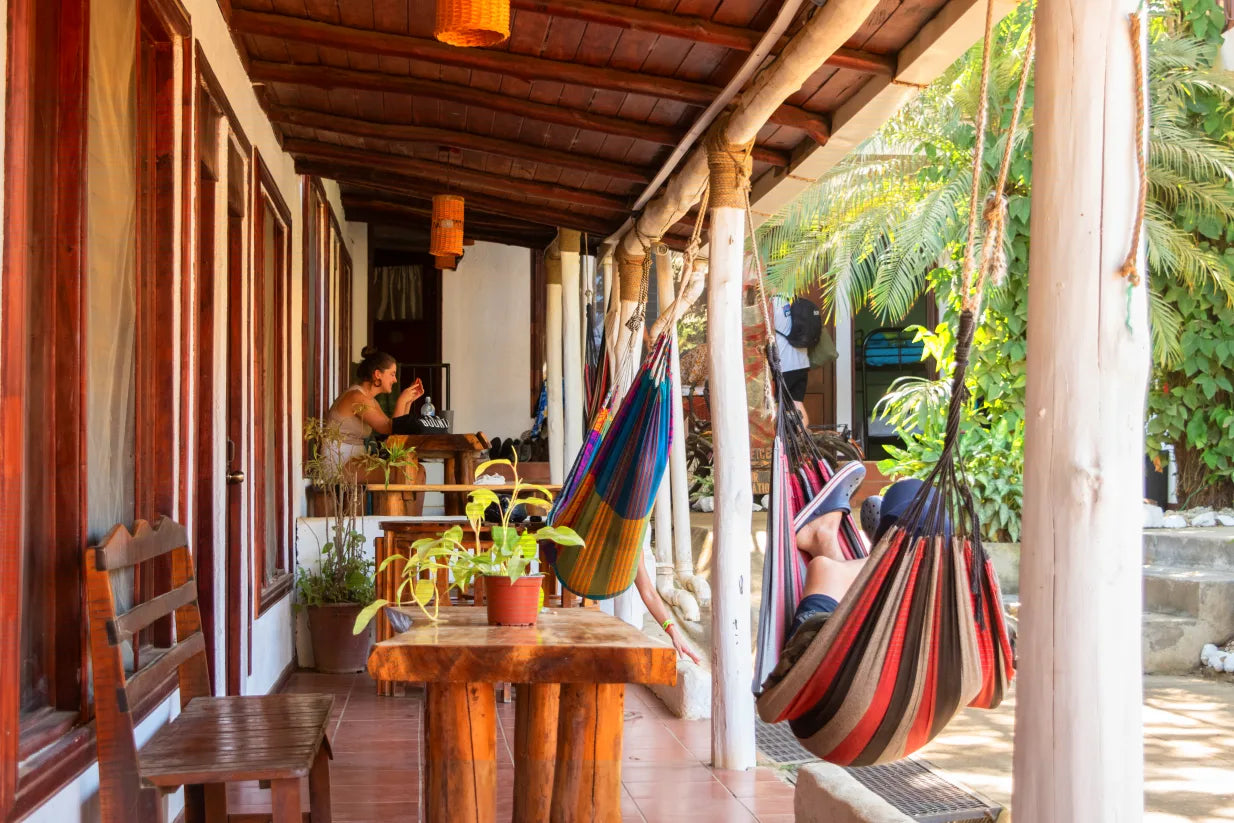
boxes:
[364,438,419,487]
[297,418,375,607]
[352,457,583,631]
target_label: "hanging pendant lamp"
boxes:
[430,194,465,258]
[435,254,458,271]
[434,0,510,48]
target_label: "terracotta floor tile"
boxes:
[621,762,719,784]
[712,767,793,798]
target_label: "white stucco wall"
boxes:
[441,241,534,440]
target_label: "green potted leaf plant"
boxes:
[299,418,376,673]
[354,457,583,631]
[365,436,425,516]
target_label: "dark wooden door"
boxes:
[371,250,443,415]
[224,140,248,697]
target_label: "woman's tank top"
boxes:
[327,384,373,448]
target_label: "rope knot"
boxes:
[705,120,754,209]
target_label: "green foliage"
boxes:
[298,417,374,607]
[364,438,418,488]
[761,0,1234,525]
[353,457,584,631]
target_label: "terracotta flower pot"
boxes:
[483,575,543,626]
[307,603,374,673]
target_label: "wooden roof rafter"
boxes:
[269,105,654,183]
[285,139,632,214]
[248,61,789,167]
[230,10,831,141]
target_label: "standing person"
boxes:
[773,295,812,426]
[325,346,424,469]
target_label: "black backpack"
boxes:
[786,297,823,349]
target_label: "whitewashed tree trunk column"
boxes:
[673,261,707,603]
[544,244,565,484]
[1013,2,1149,820]
[559,229,585,464]
[706,141,756,770]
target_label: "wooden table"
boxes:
[367,607,677,823]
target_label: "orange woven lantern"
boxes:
[435,254,457,271]
[434,0,509,47]
[430,194,464,257]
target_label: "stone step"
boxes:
[1142,564,1234,626]
[1143,611,1207,674]
[1143,527,1234,570]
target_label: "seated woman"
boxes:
[326,346,424,471]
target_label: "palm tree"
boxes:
[755,7,1234,367]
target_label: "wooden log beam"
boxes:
[351,216,555,250]
[510,0,895,76]
[251,61,790,167]
[616,0,882,259]
[310,162,622,236]
[269,105,653,184]
[285,138,631,214]
[341,197,548,233]
[232,11,828,137]
[1013,1,1149,819]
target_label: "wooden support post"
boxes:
[424,682,498,823]
[705,136,757,771]
[514,683,561,823]
[601,252,618,381]
[545,244,565,484]
[551,683,624,823]
[1012,2,1150,820]
[560,229,585,464]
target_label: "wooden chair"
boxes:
[85,518,334,823]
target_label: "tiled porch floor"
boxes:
[228,671,796,823]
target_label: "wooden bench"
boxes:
[85,518,334,823]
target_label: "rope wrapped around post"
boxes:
[704,123,755,211]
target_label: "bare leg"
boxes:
[796,511,845,561]
[794,399,810,428]
[802,555,866,602]
[797,511,865,602]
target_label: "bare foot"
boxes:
[797,511,846,561]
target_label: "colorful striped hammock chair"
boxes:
[549,333,674,599]
[752,0,1025,765]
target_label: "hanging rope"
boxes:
[958,0,1000,313]
[1117,10,1148,287]
[975,19,1036,295]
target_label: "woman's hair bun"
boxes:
[360,344,380,358]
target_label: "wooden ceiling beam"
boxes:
[360,220,555,250]
[341,195,550,233]
[270,105,653,183]
[299,161,621,236]
[284,138,630,214]
[250,61,789,167]
[508,0,895,77]
[232,11,828,137]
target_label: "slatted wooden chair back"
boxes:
[85,517,212,823]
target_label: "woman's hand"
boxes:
[667,625,701,665]
[394,379,424,416]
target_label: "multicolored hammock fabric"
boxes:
[550,333,673,600]
[754,313,1016,766]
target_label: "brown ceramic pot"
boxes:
[483,575,543,626]
[307,603,374,673]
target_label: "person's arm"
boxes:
[634,561,702,664]
[356,398,393,436]
[772,295,792,337]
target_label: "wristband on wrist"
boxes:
[661,619,675,632]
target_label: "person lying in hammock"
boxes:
[767,464,936,684]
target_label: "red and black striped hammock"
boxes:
[754,311,1015,766]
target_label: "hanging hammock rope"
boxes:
[1117,10,1149,287]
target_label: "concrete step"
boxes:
[1142,564,1234,626]
[1143,528,1234,570]
[1143,611,1207,674]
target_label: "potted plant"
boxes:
[365,436,426,516]
[298,418,376,673]
[353,457,583,631]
